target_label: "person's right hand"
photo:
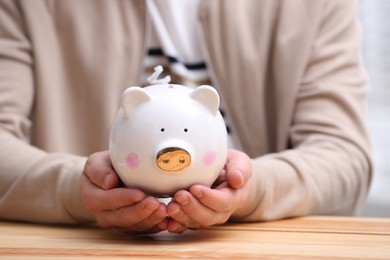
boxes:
[80,151,168,234]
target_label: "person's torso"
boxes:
[22,0,324,157]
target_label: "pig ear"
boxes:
[120,86,151,117]
[190,85,220,116]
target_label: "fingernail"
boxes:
[158,220,168,230]
[236,171,245,188]
[170,223,178,232]
[103,175,111,190]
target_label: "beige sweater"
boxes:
[0,0,371,223]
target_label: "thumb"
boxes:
[83,151,120,190]
[225,149,252,189]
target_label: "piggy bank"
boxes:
[109,69,228,196]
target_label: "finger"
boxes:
[130,203,168,232]
[166,201,193,233]
[225,149,252,189]
[166,199,194,227]
[109,204,169,235]
[157,216,169,230]
[167,218,187,234]
[83,151,119,190]
[81,174,145,211]
[171,191,220,227]
[211,169,227,189]
[116,224,165,235]
[116,203,168,234]
[100,196,162,227]
[189,185,233,212]
[226,167,244,189]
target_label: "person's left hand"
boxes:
[166,149,252,233]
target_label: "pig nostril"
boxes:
[162,155,170,164]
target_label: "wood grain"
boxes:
[0,216,389,259]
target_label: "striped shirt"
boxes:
[142,0,240,149]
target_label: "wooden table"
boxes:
[0,216,389,259]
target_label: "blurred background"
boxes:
[359,0,390,217]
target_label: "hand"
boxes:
[80,151,168,234]
[166,149,252,233]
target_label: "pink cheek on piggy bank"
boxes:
[202,150,216,167]
[126,153,139,169]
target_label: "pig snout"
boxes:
[156,147,191,172]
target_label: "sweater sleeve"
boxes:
[0,0,94,224]
[232,0,372,221]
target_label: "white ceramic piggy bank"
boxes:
[109,70,228,196]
